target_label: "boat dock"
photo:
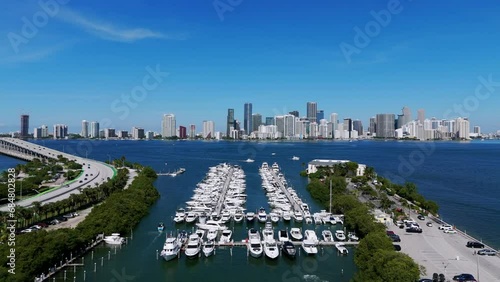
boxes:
[214,167,235,216]
[261,163,303,215]
[214,240,359,247]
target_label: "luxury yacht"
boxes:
[258,207,267,223]
[322,230,334,242]
[160,235,181,261]
[103,233,125,245]
[247,228,263,258]
[282,241,296,259]
[184,234,202,259]
[335,230,346,241]
[202,240,215,257]
[290,228,303,241]
[263,239,279,259]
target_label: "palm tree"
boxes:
[32,201,42,222]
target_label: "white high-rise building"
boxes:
[284,114,295,137]
[318,119,328,138]
[53,124,68,139]
[455,117,470,139]
[33,127,42,139]
[162,114,176,138]
[203,120,215,139]
[81,120,89,138]
[90,121,99,138]
[275,116,285,135]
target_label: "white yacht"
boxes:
[263,239,279,259]
[220,210,231,223]
[313,214,323,225]
[293,211,303,223]
[335,230,346,241]
[335,243,348,255]
[195,229,205,240]
[282,211,291,221]
[261,162,269,169]
[245,158,255,163]
[206,229,218,241]
[202,240,215,257]
[247,228,263,258]
[160,235,181,261]
[305,215,313,224]
[304,230,318,244]
[269,212,280,223]
[104,233,125,245]
[292,156,300,161]
[322,230,334,242]
[173,208,186,223]
[258,207,267,223]
[278,229,289,242]
[233,210,244,223]
[219,230,233,244]
[348,232,359,241]
[246,211,255,222]
[262,222,274,242]
[184,234,202,259]
[196,220,228,231]
[290,228,303,241]
[185,212,198,223]
[301,239,318,255]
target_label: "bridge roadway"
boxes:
[0,137,116,210]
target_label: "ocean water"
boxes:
[1,139,499,281]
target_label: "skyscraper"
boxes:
[343,118,353,138]
[90,121,99,138]
[244,103,252,134]
[316,110,324,123]
[252,113,262,132]
[369,117,376,135]
[53,124,68,139]
[289,111,299,118]
[190,124,196,138]
[353,120,363,136]
[227,109,234,137]
[162,114,176,138]
[376,114,396,138]
[417,109,425,124]
[306,102,317,122]
[284,114,295,137]
[265,117,274,126]
[401,106,412,127]
[203,120,215,139]
[179,126,187,139]
[20,114,29,138]
[81,120,89,138]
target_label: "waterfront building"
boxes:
[203,120,215,139]
[20,114,29,138]
[295,118,309,139]
[81,120,89,138]
[90,121,99,138]
[353,120,363,136]
[179,126,187,139]
[343,118,353,138]
[252,113,262,132]
[227,109,234,137]
[289,111,299,118]
[162,114,176,138]
[146,131,154,139]
[132,127,145,139]
[401,106,412,127]
[244,103,252,134]
[306,102,317,122]
[473,126,481,135]
[316,110,324,123]
[455,117,470,139]
[318,119,328,138]
[118,130,128,138]
[368,117,376,135]
[330,113,338,124]
[375,114,396,138]
[33,127,42,139]
[275,116,285,135]
[307,159,366,176]
[417,109,425,124]
[190,124,196,139]
[53,124,68,139]
[104,128,116,139]
[309,122,318,138]
[265,117,274,126]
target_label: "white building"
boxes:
[33,127,42,139]
[455,117,470,139]
[162,114,176,138]
[203,120,215,139]
[81,120,89,138]
[53,124,68,139]
[41,125,49,138]
[90,121,99,138]
[307,159,366,176]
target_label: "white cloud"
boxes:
[58,9,167,42]
[0,42,71,64]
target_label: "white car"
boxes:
[444,229,457,234]
[438,224,453,230]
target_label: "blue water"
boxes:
[1,139,499,281]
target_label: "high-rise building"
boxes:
[402,106,412,126]
[330,113,338,124]
[265,117,274,126]
[203,120,215,139]
[104,128,115,139]
[53,124,68,139]
[306,102,317,122]
[33,127,42,139]
[353,120,363,136]
[284,114,295,137]
[162,114,176,138]
[189,124,196,138]
[252,113,262,132]
[227,109,234,137]
[90,121,99,138]
[368,117,376,135]
[118,131,128,138]
[375,114,395,138]
[316,110,324,123]
[179,126,187,139]
[81,120,89,138]
[244,103,252,134]
[417,109,425,124]
[41,125,48,138]
[289,111,299,118]
[132,127,145,139]
[455,117,470,139]
[473,126,481,135]
[343,118,353,138]
[274,116,285,135]
[146,131,154,140]
[20,114,29,138]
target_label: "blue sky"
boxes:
[1,0,500,133]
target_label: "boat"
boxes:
[322,230,334,242]
[184,234,202,258]
[335,230,346,241]
[304,230,318,244]
[160,235,181,261]
[196,220,228,231]
[185,212,198,223]
[219,230,233,244]
[347,232,359,241]
[169,167,186,176]
[282,241,296,259]
[233,210,244,223]
[301,239,318,255]
[282,211,291,222]
[291,156,300,161]
[305,215,313,224]
[247,228,263,258]
[198,212,207,224]
[202,240,215,257]
[270,212,280,223]
[258,207,267,223]
[220,210,231,223]
[313,214,323,225]
[177,230,188,245]
[246,212,255,222]
[157,222,165,232]
[104,233,125,245]
[271,153,276,155]
[335,243,348,255]
[173,208,186,223]
[293,211,303,223]
[263,239,279,259]
[195,229,205,240]
[278,229,289,242]
[262,222,274,242]
[244,158,255,163]
[290,228,303,241]
[206,229,218,241]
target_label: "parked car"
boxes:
[388,234,401,242]
[444,229,457,234]
[393,244,401,251]
[386,230,395,235]
[426,222,433,227]
[20,228,33,233]
[452,273,476,281]
[49,219,60,225]
[56,216,68,222]
[418,279,433,282]
[438,224,453,230]
[36,222,49,228]
[477,249,496,256]
[466,241,484,248]
[395,221,404,228]
[417,214,425,220]
[406,227,423,233]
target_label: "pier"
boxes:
[214,167,235,216]
[262,163,303,214]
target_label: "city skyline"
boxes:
[1,1,500,132]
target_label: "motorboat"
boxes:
[261,162,269,169]
[184,234,202,259]
[219,230,233,244]
[301,239,318,255]
[293,211,303,223]
[270,212,280,223]
[305,215,313,224]
[195,229,205,240]
[262,222,274,242]
[282,211,291,221]
[335,243,348,255]
[258,207,267,223]
[173,208,186,223]
[157,222,165,232]
[233,210,244,223]
[347,232,359,241]
[220,211,231,223]
[278,229,289,242]
[335,230,346,241]
[322,230,334,242]
[206,229,218,241]
[160,235,181,261]
[177,230,188,245]
[246,212,255,222]
[304,230,318,244]
[313,214,323,225]
[263,239,279,259]
[185,212,198,223]
[198,213,207,224]
[104,233,125,245]
[282,241,296,259]
[202,240,215,257]
[247,228,263,258]
[292,156,300,161]
[196,220,228,231]
[245,158,255,163]
[290,228,303,241]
